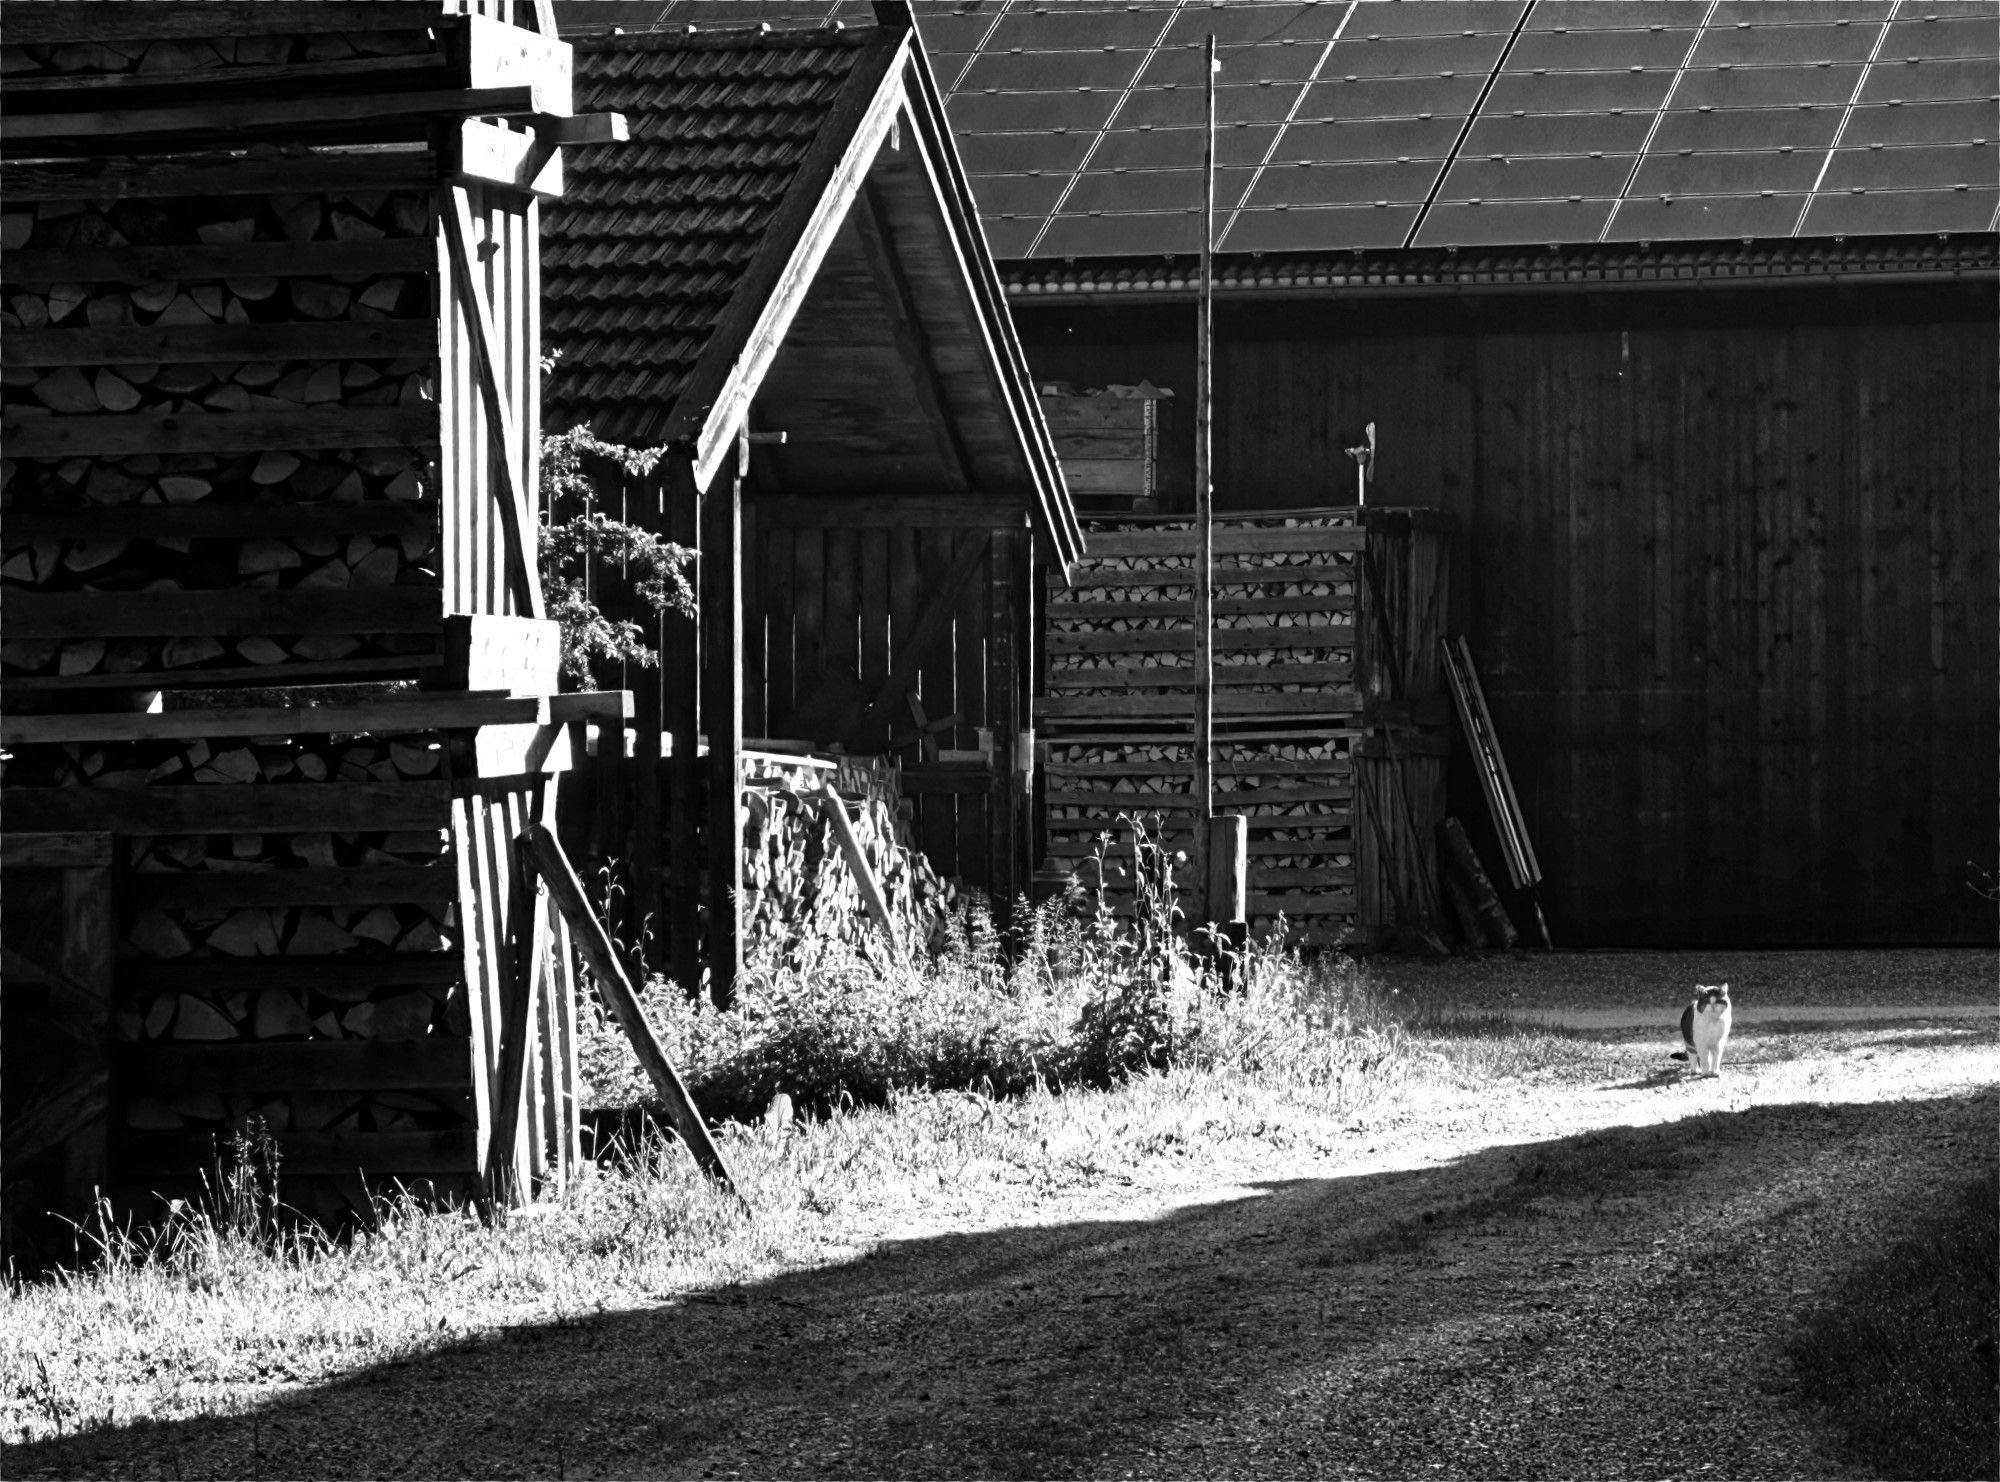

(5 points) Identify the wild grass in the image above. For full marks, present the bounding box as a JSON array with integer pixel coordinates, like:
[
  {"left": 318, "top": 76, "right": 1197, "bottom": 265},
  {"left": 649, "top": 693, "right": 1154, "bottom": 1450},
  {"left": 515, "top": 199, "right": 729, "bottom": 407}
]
[
  {"left": 1790, "top": 1167, "right": 2000, "bottom": 1481},
  {"left": 1, "top": 818, "right": 1565, "bottom": 1451}
]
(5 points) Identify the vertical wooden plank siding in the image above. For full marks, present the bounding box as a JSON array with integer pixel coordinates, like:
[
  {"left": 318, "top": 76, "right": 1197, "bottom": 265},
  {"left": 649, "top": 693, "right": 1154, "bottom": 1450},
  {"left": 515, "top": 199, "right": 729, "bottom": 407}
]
[{"left": 1020, "top": 290, "right": 1997, "bottom": 943}]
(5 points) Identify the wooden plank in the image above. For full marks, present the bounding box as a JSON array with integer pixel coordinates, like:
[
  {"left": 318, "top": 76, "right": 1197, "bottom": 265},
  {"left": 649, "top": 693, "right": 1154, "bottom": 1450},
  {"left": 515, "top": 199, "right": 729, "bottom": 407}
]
[
  {"left": 1083, "top": 527, "right": 1364, "bottom": 557},
  {"left": 1, "top": 503, "right": 436, "bottom": 541},
  {"left": 3, "top": 87, "right": 547, "bottom": 146},
  {"left": 118, "top": 1129, "right": 477, "bottom": 1178},
  {"left": 486, "top": 839, "right": 546, "bottom": 1202},
  {"left": 2, "top": 588, "right": 441, "bottom": 639},
  {"left": 1044, "top": 832, "right": 1353, "bottom": 857},
  {"left": 1047, "top": 624, "right": 1354, "bottom": 655},
  {"left": 4, "top": 696, "right": 542, "bottom": 746},
  {"left": 0, "top": 50, "right": 449, "bottom": 99},
  {"left": 443, "top": 186, "right": 542, "bottom": 620},
  {"left": 0, "top": 832, "right": 113, "bottom": 870},
  {"left": 1048, "top": 758, "right": 1353, "bottom": 779},
  {"left": 122, "top": 954, "right": 461, "bottom": 995},
  {"left": 851, "top": 530, "right": 993, "bottom": 750},
  {"left": 1, "top": 150, "right": 438, "bottom": 203},
  {"left": 4, "top": 654, "right": 442, "bottom": 695},
  {"left": 2, "top": 322, "right": 434, "bottom": 370},
  {"left": 127, "top": 866, "right": 456, "bottom": 912},
  {"left": 1250, "top": 867, "right": 1358, "bottom": 888},
  {"left": 987, "top": 526, "right": 1020, "bottom": 914},
  {"left": 1046, "top": 780, "right": 1353, "bottom": 808},
  {"left": 521, "top": 823, "right": 741, "bottom": 1196},
  {"left": 818, "top": 783, "right": 899, "bottom": 950},
  {"left": 0, "top": 3, "right": 451, "bottom": 42},
  {"left": 0, "top": 781, "right": 450, "bottom": 835},
  {"left": 899, "top": 765, "right": 995, "bottom": 795},
  {"left": 1, "top": 407, "right": 436, "bottom": 459},
  {"left": 754, "top": 496, "right": 1027, "bottom": 529},
  {"left": 114, "top": 1040, "right": 472, "bottom": 1096},
  {"left": 2, "top": 239, "right": 433, "bottom": 287}
]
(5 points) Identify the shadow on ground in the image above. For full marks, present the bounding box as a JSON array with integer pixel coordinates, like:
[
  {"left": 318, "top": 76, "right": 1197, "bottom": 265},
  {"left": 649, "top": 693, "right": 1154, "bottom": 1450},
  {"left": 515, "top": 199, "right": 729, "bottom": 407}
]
[{"left": 8, "top": 1093, "right": 1993, "bottom": 1481}]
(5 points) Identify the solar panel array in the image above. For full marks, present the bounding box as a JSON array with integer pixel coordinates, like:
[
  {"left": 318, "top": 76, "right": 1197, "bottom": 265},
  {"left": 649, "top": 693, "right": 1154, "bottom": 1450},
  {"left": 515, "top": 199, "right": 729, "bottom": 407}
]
[{"left": 556, "top": 0, "right": 2000, "bottom": 258}]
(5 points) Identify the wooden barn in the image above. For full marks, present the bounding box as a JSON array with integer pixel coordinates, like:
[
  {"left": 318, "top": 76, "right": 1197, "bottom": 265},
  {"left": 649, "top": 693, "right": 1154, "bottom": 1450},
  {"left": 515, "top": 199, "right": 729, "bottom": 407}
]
[
  {"left": 540, "top": 11, "right": 1081, "bottom": 997},
  {"left": 554, "top": 1, "right": 1996, "bottom": 949},
  {"left": 933, "top": 0, "right": 1997, "bottom": 948},
  {"left": 0, "top": 0, "right": 633, "bottom": 1245}
]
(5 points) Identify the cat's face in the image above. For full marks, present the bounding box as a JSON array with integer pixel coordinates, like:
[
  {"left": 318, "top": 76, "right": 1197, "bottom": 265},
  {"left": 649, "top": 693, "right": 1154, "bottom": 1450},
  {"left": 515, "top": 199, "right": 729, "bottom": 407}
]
[{"left": 1692, "top": 983, "right": 1731, "bottom": 1014}]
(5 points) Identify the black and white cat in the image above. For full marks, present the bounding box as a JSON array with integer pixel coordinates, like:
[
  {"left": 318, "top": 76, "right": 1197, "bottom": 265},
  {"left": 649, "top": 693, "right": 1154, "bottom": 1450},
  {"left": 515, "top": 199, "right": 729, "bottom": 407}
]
[{"left": 1668, "top": 983, "right": 1733, "bottom": 1076}]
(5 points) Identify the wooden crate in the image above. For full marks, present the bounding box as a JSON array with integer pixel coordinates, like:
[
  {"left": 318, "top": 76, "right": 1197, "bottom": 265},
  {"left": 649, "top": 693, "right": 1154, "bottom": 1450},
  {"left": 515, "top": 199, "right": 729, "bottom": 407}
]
[
  {"left": 1038, "top": 389, "right": 1157, "bottom": 510},
  {"left": 0, "top": 0, "right": 603, "bottom": 1225}
]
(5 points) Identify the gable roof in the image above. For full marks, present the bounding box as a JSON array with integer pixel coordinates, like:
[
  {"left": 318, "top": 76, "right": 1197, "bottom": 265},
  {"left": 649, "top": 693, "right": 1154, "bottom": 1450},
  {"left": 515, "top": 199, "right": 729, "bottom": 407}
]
[
  {"left": 542, "top": 16, "right": 1081, "bottom": 564},
  {"left": 543, "top": 27, "right": 895, "bottom": 453},
  {"left": 556, "top": 1, "right": 2000, "bottom": 260}
]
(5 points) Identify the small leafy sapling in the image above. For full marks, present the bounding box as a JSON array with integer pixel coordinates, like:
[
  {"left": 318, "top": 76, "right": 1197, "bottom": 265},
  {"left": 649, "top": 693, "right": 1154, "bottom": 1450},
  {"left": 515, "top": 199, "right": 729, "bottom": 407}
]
[{"left": 538, "top": 424, "right": 696, "bottom": 686}]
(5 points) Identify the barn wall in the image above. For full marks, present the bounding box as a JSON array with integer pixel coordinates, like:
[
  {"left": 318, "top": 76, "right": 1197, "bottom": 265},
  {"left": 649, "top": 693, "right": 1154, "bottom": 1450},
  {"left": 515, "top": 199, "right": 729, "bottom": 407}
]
[{"left": 1014, "top": 283, "right": 1999, "bottom": 945}]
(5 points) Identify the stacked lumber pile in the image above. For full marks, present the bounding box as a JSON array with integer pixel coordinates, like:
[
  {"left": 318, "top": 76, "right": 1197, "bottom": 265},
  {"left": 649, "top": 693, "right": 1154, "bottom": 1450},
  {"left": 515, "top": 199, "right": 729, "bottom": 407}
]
[
  {"left": 0, "top": 1, "right": 593, "bottom": 1219},
  {"left": 1039, "top": 512, "right": 1361, "bottom": 945},
  {"left": 742, "top": 751, "right": 952, "bottom": 960}
]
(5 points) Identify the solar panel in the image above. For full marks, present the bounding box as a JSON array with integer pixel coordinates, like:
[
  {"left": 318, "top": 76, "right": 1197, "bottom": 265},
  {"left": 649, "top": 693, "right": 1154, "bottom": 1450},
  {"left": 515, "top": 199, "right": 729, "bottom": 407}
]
[{"left": 556, "top": 0, "right": 2000, "bottom": 256}]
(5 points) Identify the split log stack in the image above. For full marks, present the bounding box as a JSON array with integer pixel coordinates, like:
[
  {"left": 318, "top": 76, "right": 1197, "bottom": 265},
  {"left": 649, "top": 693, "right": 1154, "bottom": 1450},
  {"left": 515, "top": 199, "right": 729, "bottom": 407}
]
[
  {"left": 0, "top": 1, "right": 625, "bottom": 1229},
  {"left": 1037, "top": 507, "right": 1457, "bottom": 949},
  {"left": 741, "top": 750, "right": 952, "bottom": 963}
]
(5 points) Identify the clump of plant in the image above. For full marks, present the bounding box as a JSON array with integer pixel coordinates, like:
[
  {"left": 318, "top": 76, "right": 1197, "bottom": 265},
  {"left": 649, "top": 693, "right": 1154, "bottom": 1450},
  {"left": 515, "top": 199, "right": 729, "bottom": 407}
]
[
  {"left": 579, "top": 812, "right": 1396, "bottom": 1122},
  {"left": 538, "top": 425, "right": 696, "bottom": 686}
]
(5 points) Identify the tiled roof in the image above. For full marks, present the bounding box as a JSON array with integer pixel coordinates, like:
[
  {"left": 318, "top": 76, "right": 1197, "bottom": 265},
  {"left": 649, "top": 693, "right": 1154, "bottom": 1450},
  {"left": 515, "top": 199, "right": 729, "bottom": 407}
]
[
  {"left": 1000, "top": 232, "right": 2000, "bottom": 300},
  {"left": 543, "top": 28, "right": 881, "bottom": 445}
]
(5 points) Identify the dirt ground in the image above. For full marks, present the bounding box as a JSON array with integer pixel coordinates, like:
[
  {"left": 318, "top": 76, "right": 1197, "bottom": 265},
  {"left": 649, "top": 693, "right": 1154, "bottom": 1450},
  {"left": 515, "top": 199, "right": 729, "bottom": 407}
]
[{"left": 14, "top": 954, "right": 1998, "bottom": 1480}]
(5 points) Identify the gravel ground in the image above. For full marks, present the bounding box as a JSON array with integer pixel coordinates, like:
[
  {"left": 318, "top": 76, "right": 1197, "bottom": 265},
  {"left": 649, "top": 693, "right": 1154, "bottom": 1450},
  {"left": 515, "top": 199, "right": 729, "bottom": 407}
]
[
  {"left": 1371, "top": 946, "right": 1997, "bottom": 1012},
  {"left": 16, "top": 1009, "right": 1996, "bottom": 1481}
]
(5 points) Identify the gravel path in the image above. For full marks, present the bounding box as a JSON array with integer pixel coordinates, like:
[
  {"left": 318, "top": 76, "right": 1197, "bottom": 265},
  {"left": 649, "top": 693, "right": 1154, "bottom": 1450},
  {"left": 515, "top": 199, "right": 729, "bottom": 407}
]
[{"left": 24, "top": 1008, "right": 1996, "bottom": 1481}]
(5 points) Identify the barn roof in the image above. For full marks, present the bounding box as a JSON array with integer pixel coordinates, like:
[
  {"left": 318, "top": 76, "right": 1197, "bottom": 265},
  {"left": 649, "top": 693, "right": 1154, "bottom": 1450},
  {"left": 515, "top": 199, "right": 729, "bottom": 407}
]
[
  {"left": 558, "top": 1, "right": 1999, "bottom": 262},
  {"left": 543, "top": 18, "right": 1081, "bottom": 561}
]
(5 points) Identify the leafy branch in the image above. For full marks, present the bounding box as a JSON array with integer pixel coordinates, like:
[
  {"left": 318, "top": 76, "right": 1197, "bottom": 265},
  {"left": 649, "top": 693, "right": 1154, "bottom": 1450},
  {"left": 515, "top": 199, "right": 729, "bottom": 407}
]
[{"left": 539, "top": 425, "right": 696, "bottom": 687}]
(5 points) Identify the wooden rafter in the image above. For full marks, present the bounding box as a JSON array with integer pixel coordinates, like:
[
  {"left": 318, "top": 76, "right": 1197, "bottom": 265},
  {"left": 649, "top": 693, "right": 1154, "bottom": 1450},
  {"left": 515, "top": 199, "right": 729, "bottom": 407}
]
[{"left": 853, "top": 176, "right": 971, "bottom": 493}]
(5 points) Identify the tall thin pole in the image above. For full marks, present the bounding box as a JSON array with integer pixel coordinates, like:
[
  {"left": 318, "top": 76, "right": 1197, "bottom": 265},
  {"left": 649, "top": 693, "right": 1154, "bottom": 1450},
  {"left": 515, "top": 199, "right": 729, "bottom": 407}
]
[{"left": 1191, "top": 32, "right": 1216, "bottom": 924}]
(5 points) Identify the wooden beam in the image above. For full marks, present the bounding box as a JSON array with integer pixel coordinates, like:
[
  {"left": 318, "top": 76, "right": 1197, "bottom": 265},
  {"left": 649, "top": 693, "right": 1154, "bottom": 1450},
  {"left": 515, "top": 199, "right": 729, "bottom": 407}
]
[
  {"left": 487, "top": 841, "right": 548, "bottom": 1203},
  {"left": 850, "top": 529, "right": 990, "bottom": 749},
  {"left": 2, "top": 588, "right": 441, "bottom": 639},
  {"left": 0, "top": 3, "right": 454, "bottom": 42},
  {"left": 2, "top": 322, "right": 434, "bottom": 369},
  {"left": 852, "top": 181, "right": 972, "bottom": 493},
  {"left": 0, "top": 407, "right": 436, "bottom": 459},
  {"left": 0, "top": 832, "right": 113, "bottom": 870},
  {"left": 702, "top": 436, "right": 746, "bottom": 1007},
  {"left": 520, "top": 823, "right": 741, "bottom": 1197},
  {"left": 1, "top": 239, "right": 432, "bottom": 286},
  {"left": 1, "top": 150, "right": 438, "bottom": 203},
  {"left": 2, "top": 86, "right": 550, "bottom": 147},
  {"left": 4, "top": 654, "right": 442, "bottom": 696},
  {"left": 122, "top": 954, "right": 461, "bottom": 995},
  {"left": 1, "top": 504, "right": 435, "bottom": 541},
  {"left": 453, "top": 117, "right": 561, "bottom": 199},
  {"left": 114, "top": 1041, "right": 472, "bottom": 1095},
  {"left": 1, "top": 782, "right": 450, "bottom": 836},
  {"left": 817, "top": 782, "right": 900, "bottom": 952},
  {"left": 443, "top": 186, "right": 544, "bottom": 620},
  {"left": 3, "top": 695, "right": 544, "bottom": 746},
  {"left": 661, "top": 459, "right": 699, "bottom": 991},
  {"left": 753, "top": 495, "right": 1025, "bottom": 529},
  {"left": 127, "top": 865, "right": 456, "bottom": 912}
]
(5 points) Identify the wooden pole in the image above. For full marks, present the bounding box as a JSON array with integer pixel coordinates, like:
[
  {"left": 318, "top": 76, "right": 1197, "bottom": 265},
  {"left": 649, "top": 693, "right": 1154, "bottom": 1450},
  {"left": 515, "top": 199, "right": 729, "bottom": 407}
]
[
  {"left": 1191, "top": 31, "right": 1217, "bottom": 926},
  {"left": 662, "top": 456, "right": 700, "bottom": 989},
  {"left": 817, "top": 782, "right": 900, "bottom": 954},
  {"left": 520, "top": 823, "right": 742, "bottom": 1199},
  {"left": 702, "top": 431, "right": 747, "bottom": 1008}
]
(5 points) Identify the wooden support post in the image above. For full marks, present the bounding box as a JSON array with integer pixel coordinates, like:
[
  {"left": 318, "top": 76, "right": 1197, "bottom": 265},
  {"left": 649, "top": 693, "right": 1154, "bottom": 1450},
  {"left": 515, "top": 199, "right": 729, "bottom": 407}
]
[
  {"left": 663, "top": 456, "right": 700, "bottom": 992},
  {"left": 702, "top": 434, "right": 747, "bottom": 1008},
  {"left": 1207, "top": 813, "right": 1247, "bottom": 925},
  {"left": 521, "top": 824, "right": 742, "bottom": 1199},
  {"left": 486, "top": 844, "right": 547, "bottom": 1203},
  {"left": 818, "top": 782, "right": 900, "bottom": 954},
  {"left": 987, "top": 524, "right": 1019, "bottom": 923},
  {"left": 1189, "top": 32, "right": 1218, "bottom": 924}
]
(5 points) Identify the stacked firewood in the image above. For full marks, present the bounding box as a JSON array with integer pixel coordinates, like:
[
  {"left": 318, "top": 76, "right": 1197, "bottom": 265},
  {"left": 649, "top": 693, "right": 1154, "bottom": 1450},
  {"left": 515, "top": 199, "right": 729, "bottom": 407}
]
[
  {"left": 0, "top": 27, "right": 438, "bottom": 81},
  {"left": 741, "top": 753, "right": 952, "bottom": 958},
  {"left": 0, "top": 727, "right": 446, "bottom": 791}
]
